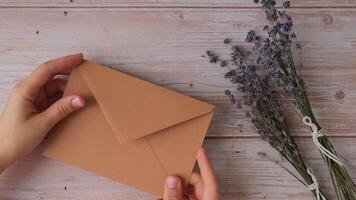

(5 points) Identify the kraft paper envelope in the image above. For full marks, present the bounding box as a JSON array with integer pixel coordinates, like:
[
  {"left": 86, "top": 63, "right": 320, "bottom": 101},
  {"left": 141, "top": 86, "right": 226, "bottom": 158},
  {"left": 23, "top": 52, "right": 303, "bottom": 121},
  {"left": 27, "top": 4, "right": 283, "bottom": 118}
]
[{"left": 42, "top": 61, "right": 215, "bottom": 196}]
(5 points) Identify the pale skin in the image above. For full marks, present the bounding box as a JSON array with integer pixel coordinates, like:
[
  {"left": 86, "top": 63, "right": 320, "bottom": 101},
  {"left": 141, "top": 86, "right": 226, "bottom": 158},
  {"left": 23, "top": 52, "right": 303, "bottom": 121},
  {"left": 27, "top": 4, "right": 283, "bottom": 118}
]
[{"left": 0, "top": 54, "right": 220, "bottom": 200}]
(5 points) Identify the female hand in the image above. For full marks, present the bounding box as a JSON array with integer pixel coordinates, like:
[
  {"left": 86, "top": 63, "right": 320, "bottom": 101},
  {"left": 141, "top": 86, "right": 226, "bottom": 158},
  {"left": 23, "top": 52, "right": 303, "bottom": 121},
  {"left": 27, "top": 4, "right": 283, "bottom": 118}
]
[
  {"left": 0, "top": 54, "right": 85, "bottom": 172},
  {"left": 162, "top": 148, "right": 220, "bottom": 200}
]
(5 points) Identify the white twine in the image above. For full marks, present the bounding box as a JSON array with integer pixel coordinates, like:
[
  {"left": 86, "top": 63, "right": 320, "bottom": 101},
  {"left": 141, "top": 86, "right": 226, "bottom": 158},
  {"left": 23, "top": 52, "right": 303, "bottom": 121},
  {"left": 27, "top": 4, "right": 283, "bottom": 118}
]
[
  {"left": 307, "top": 168, "right": 326, "bottom": 200},
  {"left": 302, "top": 116, "right": 344, "bottom": 166}
]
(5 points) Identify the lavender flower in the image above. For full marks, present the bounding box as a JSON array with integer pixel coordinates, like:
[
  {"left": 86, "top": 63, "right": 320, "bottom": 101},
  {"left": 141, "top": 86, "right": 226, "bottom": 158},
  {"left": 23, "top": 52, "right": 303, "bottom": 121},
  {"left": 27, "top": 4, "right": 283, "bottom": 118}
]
[
  {"left": 253, "top": 1, "right": 356, "bottom": 199},
  {"left": 206, "top": 50, "right": 219, "bottom": 63},
  {"left": 204, "top": 0, "right": 356, "bottom": 199},
  {"left": 224, "top": 38, "right": 231, "bottom": 44},
  {"left": 207, "top": 44, "right": 325, "bottom": 200},
  {"left": 283, "top": 1, "right": 291, "bottom": 8}
]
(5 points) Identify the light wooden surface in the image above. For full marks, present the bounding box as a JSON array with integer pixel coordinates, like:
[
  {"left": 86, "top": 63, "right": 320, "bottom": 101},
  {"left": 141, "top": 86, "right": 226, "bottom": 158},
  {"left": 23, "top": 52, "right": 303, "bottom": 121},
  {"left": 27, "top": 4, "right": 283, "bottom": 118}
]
[
  {"left": 0, "top": 0, "right": 355, "bottom": 8},
  {"left": 0, "top": 1, "right": 355, "bottom": 199}
]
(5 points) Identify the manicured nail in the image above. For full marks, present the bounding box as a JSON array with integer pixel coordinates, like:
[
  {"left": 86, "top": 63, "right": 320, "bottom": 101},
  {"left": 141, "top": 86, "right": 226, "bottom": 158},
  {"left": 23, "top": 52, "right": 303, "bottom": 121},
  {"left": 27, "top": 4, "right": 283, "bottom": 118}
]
[
  {"left": 166, "top": 176, "right": 178, "bottom": 189},
  {"left": 74, "top": 53, "right": 83, "bottom": 57},
  {"left": 71, "top": 97, "right": 85, "bottom": 108}
]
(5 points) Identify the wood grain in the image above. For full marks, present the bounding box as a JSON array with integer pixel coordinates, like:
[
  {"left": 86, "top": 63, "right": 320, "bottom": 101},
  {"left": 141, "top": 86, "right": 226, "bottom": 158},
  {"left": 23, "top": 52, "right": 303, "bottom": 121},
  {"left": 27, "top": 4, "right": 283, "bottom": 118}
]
[
  {"left": 1, "top": 138, "right": 355, "bottom": 200},
  {"left": 0, "top": 0, "right": 355, "bottom": 8},
  {"left": 0, "top": 9, "right": 356, "bottom": 137},
  {"left": 1, "top": 3, "right": 356, "bottom": 200}
]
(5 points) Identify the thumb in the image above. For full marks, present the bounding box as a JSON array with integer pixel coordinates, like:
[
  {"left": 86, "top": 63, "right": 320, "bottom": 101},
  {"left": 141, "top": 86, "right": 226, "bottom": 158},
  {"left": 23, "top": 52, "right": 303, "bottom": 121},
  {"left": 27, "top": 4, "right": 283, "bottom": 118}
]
[
  {"left": 163, "top": 176, "right": 184, "bottom": 200},
  {"left": 36, "top": 95, "right": 85, "bottom": 132}
]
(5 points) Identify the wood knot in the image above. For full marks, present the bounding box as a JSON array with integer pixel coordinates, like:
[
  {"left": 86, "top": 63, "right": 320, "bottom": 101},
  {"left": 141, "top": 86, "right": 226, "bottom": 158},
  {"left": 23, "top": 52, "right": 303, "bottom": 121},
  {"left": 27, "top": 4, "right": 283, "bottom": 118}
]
[
  {"left": 177, "top": 11, "right": 184, "bottom": 19},
  {"left": 189, "top": 83, "right": 194, "bottom": 87},
  {"left": 322, "top": 13, "right": 333, "bottom": 25},
  {"left": 335, "top": 90, "right": 345, "bottom": 100}
]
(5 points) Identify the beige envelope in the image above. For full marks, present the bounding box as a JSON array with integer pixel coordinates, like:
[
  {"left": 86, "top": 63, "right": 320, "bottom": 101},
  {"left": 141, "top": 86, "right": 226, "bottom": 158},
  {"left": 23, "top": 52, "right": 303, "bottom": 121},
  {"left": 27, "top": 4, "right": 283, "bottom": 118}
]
[{"left": 42, "top": 61, "right": 214, "bottom": 196}]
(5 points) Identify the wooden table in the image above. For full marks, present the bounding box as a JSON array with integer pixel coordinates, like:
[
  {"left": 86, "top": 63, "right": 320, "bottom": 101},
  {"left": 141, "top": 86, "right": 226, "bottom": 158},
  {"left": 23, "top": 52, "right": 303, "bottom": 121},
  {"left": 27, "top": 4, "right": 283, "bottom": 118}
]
[{"left": 1, "top": 1, "right": 356, "bottom": 199}]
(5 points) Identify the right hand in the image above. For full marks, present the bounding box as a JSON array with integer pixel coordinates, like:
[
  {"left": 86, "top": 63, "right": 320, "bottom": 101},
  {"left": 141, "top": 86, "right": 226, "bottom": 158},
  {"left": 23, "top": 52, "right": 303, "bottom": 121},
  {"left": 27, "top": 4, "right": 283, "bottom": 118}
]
[{"left": 162, "top": 148, "right": 220, "bottom": 200}]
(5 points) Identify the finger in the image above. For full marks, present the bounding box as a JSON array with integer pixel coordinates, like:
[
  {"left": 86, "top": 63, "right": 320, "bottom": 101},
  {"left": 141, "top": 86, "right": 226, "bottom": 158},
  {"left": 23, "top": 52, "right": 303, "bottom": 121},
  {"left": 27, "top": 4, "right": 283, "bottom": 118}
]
[
  {"left": 188, "top": 172, "right": 204, "bottom": 199},
  {"left": 34, "top": 95, "right": 85, "bottom": 132},
  {"left": 33, "top": 79, "right": 67, "bottom": 112},
  {"left": 163, "top": 176, "right": 184, "bottom": 200},
  {"left": 25, "top": 53, "right": 83, "bottom": 91},
  {"left": 196, "top": 148, "right": 218, "bottom": 187},
  {"left": 189, "top": 172, "right": 203, "bottom": 188},
  {"left": 44, "top": 78, "right": 67, "bottom": 97}
]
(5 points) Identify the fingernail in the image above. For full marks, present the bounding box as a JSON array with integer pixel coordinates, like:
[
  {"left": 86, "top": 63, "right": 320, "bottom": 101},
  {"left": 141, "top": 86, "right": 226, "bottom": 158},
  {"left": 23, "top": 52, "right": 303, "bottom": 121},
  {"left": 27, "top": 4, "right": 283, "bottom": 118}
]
[
  {"left": 71, "top": 97, "right": 85, "bottom": 108},
  {"left": 166, "top": 176, "right": 178, "bottom": 189},
  {"left": 74, "top": 53, "right": 83, "bottom": 57}
]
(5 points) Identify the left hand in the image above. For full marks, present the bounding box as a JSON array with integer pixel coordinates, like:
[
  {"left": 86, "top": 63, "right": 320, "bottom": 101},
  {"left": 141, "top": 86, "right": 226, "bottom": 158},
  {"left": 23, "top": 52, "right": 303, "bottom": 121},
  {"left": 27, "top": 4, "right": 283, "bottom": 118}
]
[{"left": 0, "top": 54, "right": 85, "bottom": 172}]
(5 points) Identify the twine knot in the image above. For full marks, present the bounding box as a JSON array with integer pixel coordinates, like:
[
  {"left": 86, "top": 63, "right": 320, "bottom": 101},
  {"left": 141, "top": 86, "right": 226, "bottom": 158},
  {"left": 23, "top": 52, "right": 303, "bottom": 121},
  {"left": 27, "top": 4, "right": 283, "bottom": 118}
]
[
  {"left": 307, "top": 168, "right": 326, "bottom": 200},
  {"left": 302, "top": 116, "right": 344, "bottom": 166}
]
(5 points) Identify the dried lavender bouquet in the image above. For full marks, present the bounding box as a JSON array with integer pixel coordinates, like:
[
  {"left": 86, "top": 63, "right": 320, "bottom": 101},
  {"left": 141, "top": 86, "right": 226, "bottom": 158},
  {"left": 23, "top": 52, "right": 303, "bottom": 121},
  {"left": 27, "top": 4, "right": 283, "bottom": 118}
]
[
  {"left": 207, "top": 48, "right": 326, "bottom": 199},
  {"left": 247, "top": 0, "right": 356, "bottom": 199}
]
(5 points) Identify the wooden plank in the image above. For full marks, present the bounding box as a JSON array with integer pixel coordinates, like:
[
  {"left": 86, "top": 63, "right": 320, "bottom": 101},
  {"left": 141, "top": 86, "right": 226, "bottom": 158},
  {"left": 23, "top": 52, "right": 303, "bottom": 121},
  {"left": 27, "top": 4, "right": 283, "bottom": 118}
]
[
  {"left": 1, "top": 8, "right": 356, "bottom": 137},
  {"left": 0, "top": 0, "right": 355, "bottom": 8},
  {"left": 1, "top": 138, "right": 355, "bottom": 200}
]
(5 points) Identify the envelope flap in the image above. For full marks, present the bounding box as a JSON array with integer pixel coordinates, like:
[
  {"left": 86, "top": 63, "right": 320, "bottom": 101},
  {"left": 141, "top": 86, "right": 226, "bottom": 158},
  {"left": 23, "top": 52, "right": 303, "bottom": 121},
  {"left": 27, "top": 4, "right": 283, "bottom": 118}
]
[{"left": 78, "top": 61, "right": 214, "bottom": 144}]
